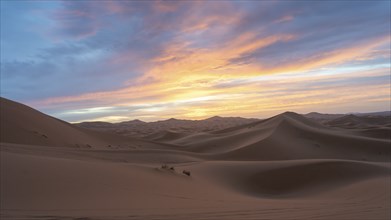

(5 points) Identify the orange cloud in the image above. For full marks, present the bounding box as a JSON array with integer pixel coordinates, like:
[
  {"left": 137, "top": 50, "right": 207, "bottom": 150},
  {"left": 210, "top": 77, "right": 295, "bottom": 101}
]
[{"left": 31, "top": 30, "right": 390, "bottom": 121}]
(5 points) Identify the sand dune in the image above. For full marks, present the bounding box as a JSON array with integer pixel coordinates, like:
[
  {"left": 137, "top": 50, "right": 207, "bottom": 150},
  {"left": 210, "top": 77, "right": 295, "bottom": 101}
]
[
  {"left": 325, "top": 114, "right": 391, "bottom": 128},
  {"left": 320, "top": 114, "right": 391, "bottom": 140},
  {"left": 76, "top": 115, "right": 259, "bottom": 138},
  {"left": 1, "top": 97, "right": 390, "bottom": 220},
  {"left": 168, "top": 112, "right": 390, "bottom": 162},
  {"left": 145, "top": 129, "right": 190, "bottom": 142},
  {"left": 0, "top": 97, "right": 173, "bottom": 150},
  {"left": 304, "top": 112, "right": 345, "bottom": 122},
  {"left": 189, "top": 160, "right": 389, "bottom": 198}
]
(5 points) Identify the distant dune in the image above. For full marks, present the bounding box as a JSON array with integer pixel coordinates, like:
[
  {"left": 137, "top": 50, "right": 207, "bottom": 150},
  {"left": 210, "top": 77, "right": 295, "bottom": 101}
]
[
  {"left": 325, "top": 114, "right": 391, "bottom": 128},
  {"left": 1, "top": 97, "right": 390, "bottom": 220},
  {"left": 75, "top": 115, "right": 259, "bottom": 138},
  {"left": 304, "top": 112, "right": 345, "bottom": 122}
]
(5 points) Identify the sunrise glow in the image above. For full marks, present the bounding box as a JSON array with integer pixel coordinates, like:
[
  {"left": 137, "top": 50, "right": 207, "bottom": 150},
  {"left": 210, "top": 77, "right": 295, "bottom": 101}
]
[{"left": 1, "top": 1, "right": 390, "bottom": 122}]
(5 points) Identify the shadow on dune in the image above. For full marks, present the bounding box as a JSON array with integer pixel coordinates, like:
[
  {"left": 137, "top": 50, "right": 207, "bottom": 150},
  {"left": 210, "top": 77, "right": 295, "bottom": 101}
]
[{"left": 197, "top": 160, "right": 390, "bottom": 198}]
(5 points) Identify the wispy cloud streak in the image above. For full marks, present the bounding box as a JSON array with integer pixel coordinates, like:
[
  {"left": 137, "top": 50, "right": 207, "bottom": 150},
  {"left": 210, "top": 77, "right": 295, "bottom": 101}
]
[{"left": 0, "top": 1, "right": 390, "bottom": 121}]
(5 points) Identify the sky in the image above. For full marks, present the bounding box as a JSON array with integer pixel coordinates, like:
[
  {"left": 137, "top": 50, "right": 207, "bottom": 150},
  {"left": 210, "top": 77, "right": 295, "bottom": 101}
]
[{"left": 0, "top": 0, "right": 390, "bottom": 122}]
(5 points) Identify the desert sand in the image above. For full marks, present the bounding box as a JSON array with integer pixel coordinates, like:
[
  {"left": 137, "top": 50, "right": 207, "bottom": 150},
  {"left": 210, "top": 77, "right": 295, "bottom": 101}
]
[{"left": 1, "top": 97, "right": 390, "bottom": 220}]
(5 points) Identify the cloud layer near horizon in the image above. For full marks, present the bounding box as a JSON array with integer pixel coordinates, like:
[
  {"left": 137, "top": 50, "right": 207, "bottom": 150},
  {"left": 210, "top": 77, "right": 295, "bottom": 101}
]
[{"left": 1, "top": 1, "right": 390, "bottom": 122}]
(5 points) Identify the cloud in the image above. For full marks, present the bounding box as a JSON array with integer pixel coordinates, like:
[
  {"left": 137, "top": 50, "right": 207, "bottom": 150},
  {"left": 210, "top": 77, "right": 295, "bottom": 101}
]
[
  {"left": 33, "top": 64, "right": 390, "bottom": 122},
  {"left": 1, "top": 1, "right": 390, "bottom": 121},
  {"left": 225, "top": 1, "right": 390, "bottom": 71}
]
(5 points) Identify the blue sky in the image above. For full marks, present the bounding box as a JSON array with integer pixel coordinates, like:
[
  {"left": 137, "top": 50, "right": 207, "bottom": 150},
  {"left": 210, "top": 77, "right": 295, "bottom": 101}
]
[{"left": 1, "top": 1, "right": 390, "bottom": 122}]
